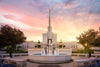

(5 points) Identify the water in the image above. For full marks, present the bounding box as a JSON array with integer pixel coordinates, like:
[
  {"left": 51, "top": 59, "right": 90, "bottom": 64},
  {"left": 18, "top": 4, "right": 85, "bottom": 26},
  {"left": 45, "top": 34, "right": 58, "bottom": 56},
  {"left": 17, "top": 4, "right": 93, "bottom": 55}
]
[
  {"left": 41, "top": 46, "right": 59, "bottom": 56},
  {"left": 34, "top": 53, "right": 66, "bottom": 56}
]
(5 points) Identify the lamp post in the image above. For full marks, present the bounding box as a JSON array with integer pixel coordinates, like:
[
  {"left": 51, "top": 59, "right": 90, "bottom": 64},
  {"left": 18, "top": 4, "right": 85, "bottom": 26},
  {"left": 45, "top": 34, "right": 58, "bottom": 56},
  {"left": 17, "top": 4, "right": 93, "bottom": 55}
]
[{"left": 85, "top": 43, "right": 91, "bottom": 58}]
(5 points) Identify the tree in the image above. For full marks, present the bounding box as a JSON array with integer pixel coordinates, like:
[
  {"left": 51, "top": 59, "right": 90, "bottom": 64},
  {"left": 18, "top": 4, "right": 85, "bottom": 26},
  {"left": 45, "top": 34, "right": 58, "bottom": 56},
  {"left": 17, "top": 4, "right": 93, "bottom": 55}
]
[
  {"left": 0, "top": 25, "right": 26, "bottom": 50},
  {"left": 76, "top": 29, "right": 98, "bottom": 49},
  {"left": 0, "top": 34, "right": 7, "bottom": 49},
  {"left": 93, "top": 36, "right": 100, "bottom": 46}
]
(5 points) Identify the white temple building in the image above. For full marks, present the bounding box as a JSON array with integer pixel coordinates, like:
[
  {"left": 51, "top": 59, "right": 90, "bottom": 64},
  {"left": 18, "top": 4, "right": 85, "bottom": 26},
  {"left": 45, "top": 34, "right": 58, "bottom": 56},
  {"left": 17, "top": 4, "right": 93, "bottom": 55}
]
[
  {"left": 42, "top": 9, "right": 57, "bottom": 44},
  {"left": 16, "top": 9, "right": 84, "bottom": 51}
]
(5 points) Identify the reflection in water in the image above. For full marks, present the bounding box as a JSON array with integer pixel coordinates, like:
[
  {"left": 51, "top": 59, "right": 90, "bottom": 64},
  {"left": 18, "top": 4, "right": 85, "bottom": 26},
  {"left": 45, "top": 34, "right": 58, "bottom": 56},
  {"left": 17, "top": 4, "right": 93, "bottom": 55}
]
[{"left": 38, "top": 64, "right": 62, "bottom": 67}]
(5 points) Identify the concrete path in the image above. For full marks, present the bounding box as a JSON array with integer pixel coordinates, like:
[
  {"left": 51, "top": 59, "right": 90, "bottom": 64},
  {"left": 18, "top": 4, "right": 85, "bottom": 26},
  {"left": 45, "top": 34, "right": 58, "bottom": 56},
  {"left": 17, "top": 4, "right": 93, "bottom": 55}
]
[{"left": 26, "top": 62, "right": 73, "bottom": 67}]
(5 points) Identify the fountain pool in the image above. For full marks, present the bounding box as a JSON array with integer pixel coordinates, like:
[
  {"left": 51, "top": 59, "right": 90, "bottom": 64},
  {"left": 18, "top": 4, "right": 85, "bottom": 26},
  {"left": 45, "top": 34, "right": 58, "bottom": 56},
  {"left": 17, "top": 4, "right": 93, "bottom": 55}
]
[
  {"left": 28, "top": 44, "right": 72, "bottom": 63},
  {"left": 27, "top": 54, "right": 71, "bottom": 63},
  {"left": 34, "top": 53, "right": 66, "bottom": 56}
]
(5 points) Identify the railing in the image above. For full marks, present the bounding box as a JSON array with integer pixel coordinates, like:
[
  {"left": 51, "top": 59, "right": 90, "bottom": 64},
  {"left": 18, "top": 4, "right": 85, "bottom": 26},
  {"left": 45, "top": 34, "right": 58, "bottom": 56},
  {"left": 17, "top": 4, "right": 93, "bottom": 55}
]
[{"left": 0, "top": 53, "right": 28, "bottom": 59}]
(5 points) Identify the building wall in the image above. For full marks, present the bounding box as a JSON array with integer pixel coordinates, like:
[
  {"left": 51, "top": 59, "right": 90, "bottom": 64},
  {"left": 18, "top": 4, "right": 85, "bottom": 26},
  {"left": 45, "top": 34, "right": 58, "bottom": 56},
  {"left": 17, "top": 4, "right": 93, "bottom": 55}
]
[
  {"left": 52, "top": 33, "right": 57, "bottom": 44},
  {"left": 43, "top": 33, "right": 47, "bottom": 44},
  {"left": 17, "top": 41, "right": 84, "bottom": 51},
  {"left": 16, "top": 41, "right": 35, "bottom": 51},
  {"left": 58, "top": 42, "right": 84, "bottom": 51},
  {"left": 43, "top": 33, "right": 57, "bottom": 44}
]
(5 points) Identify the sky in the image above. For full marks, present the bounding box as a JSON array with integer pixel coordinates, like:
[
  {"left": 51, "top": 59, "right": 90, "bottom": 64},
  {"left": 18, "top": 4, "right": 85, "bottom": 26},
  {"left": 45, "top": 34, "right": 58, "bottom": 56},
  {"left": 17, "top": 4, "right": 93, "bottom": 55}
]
[{"left": 0, "top": 0, "right": 100, "bottom": 42}]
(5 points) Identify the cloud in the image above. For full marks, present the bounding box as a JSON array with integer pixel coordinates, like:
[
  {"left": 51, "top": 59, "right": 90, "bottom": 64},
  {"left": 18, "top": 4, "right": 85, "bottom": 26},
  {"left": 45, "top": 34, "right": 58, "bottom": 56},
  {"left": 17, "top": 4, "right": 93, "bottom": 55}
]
[
  {"left": 0, "top": 22, "right": 5, "bottom": 26},
  {"left": 82, "top": 0, "right": 100, "bottom": 15},
  {"left": 89, "top": 5, "right": 100, "bottom": 15},
  {"left": 64, "top": 3, "right": 79, "bottom": 9},
  {"left": 62, "top": 0, "right": 79, "bottom": 9},
  {"left": 62, "top": 0, "right": 77, "bottom": 5},
  {"left": 0, "top": 16, "right": 33, "bottom": 29},
  {"left": 0, "top": 6, "right": 48, "bottom": 29},
  {"left": 3, "top": 14, "right": 18, "bottom": 21}
]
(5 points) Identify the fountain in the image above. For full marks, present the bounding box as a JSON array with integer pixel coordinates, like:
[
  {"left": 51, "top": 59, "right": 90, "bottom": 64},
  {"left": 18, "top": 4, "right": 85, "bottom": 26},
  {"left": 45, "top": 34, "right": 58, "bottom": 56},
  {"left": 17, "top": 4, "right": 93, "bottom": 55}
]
[{"left": 28, "top": 42, "right": 72, "bottom": 63}]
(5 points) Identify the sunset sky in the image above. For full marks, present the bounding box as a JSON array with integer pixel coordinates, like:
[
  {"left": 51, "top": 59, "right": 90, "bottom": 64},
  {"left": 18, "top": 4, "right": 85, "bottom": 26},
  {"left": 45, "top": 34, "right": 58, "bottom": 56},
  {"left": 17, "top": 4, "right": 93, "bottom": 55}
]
[{"left": 0, "top": 0, "right": 100, "bottom": 42}]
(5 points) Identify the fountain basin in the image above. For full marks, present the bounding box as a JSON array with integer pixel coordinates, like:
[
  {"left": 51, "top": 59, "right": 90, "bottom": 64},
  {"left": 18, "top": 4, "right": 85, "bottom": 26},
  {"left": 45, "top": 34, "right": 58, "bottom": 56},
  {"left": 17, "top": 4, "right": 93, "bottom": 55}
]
[{"left": 27, "top": 54, "right": 71, "bottom": 63}]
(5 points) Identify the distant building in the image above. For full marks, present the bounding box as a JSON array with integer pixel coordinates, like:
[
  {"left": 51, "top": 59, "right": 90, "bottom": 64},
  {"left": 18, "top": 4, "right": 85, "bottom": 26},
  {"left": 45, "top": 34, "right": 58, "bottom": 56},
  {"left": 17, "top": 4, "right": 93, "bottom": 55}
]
[
  {"left": 17, "top": 41, "right": 84, "bottom": 51},
  {"left": 57, "top": 41, "right": 84, "bottom": 51},
  {"left": 16, "top": 41, "right": 35, "bottom": 51},
  {"left": 91, "top": 47, "right": 100, "bottom": 50}
]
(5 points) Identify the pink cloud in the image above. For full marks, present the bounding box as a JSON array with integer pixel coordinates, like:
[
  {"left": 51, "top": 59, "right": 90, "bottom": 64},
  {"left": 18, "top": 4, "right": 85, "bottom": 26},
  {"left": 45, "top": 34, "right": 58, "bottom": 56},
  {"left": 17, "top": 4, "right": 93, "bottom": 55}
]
[
  {"left": 64, "top": 3, "right": 79, "bottom": 9},
  {"left": 0, "top": 6, "right": 48, "bottom": 29},
  {"left": 3, "top": 14, "right": 18, "bottom": 21}
]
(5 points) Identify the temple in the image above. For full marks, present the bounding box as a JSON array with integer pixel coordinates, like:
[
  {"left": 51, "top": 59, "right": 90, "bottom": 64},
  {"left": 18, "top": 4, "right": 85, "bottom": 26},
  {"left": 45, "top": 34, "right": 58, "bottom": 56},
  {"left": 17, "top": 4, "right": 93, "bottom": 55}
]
[{"left": 42, "top": 9, "right": 57, "bottom": 44}]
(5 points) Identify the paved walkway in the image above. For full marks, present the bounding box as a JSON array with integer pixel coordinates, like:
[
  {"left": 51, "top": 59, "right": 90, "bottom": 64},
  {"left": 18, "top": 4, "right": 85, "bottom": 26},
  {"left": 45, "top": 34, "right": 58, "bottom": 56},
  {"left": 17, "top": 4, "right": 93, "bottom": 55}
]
[
  {"left": 4, "top": 56, "right": 89, "bottom": 67},
  {"left": 26, "top": 62, "right": 73, "bottom": 67}
]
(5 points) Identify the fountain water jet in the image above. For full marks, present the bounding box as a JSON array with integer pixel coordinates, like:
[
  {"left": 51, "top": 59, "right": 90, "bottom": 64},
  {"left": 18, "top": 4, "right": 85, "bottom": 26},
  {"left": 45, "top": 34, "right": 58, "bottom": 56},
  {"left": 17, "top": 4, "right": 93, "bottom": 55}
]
[{"left": 41, "top": 43, "right": 60, "bottom": 56}]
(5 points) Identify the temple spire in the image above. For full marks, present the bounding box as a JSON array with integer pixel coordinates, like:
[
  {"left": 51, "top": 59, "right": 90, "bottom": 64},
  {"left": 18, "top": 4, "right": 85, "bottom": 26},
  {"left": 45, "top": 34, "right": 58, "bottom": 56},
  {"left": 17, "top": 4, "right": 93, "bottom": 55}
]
[
  {"left": 48, "top": 8, "right": 52, "bottom": 32},
  {"left": 49, "top": 8, "right": 51, "bottom": 27}
]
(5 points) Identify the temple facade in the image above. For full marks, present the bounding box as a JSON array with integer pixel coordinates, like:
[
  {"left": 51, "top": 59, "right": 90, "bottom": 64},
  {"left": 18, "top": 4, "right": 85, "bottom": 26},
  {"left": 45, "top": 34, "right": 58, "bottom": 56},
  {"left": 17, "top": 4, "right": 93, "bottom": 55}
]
[{"left": 42, "top": 9, "right": 57, "bottom": 44}]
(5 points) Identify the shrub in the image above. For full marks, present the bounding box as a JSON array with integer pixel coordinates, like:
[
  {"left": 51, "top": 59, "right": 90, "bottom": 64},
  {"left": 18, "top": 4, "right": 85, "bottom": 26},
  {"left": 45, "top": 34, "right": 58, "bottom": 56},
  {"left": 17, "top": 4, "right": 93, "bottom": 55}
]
[
  {"left": 72, "top": 49, "right": 94, "bottom": 54},
  {"left": 59, "top": 45, "right": 62, "bottom": 48},
  {"left": 59, "top": 45, "right": 65, "bottom": 48},
  {"left": 7, "top": 50, "right": 28, "bottom": 53},
  {"left": 37, "top": 45, "right": 41, "bottom": 48},
  {"left": 35, "top": 45, "right": 41, "bottom": 48}
]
